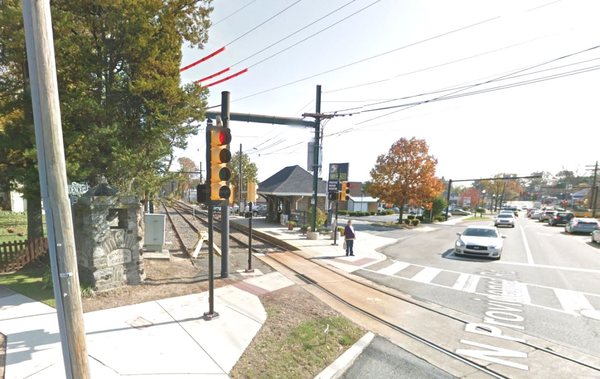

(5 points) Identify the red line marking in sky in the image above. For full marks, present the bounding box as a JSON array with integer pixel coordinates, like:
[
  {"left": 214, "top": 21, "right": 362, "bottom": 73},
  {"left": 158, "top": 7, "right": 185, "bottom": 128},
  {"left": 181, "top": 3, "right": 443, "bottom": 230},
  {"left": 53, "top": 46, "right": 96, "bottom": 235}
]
[
  {"left": 195, "top": 67, "right": 231, "bottom": 84},
  {"left": 202, "top": 68, "right": 249, "bottom": 88},
  {"left": 179, "top": 46, "right": 226, "bottom": 72}
]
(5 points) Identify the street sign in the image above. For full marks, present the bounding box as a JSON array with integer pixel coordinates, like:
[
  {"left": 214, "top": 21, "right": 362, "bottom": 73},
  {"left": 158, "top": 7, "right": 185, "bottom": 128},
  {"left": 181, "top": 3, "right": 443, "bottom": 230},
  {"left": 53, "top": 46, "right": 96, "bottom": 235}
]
[
  {"left": 328, "top": 181, "right": 340, "bottom": 192},
  {"left": 329, "top": 163, "right": 349, "bottom": 182}
]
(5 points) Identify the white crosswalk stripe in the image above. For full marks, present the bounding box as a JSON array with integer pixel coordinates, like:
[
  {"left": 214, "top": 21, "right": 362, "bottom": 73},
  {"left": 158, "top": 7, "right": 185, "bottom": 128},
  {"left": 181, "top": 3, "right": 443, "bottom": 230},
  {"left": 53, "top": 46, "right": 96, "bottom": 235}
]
[
  {"left": 553, "top": 288, "right": 595, "bottom": 314},
  {"left": 365, "top": 260, "right": 599, "bottom": 317},
  {"left": 452, "top": 273, "right": 481, "bottom": 293},
  {"left": 411, "top": 267, "right": 442, "bottom": 283},
  {"left": 376, "top": 261, "right": 410, "bottom": 276}
]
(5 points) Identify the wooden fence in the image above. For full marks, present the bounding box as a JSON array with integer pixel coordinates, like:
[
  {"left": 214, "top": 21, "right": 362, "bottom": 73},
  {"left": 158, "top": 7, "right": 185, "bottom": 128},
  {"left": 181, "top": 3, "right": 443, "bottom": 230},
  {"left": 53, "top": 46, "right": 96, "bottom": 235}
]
[{"left": 0, "top": 237, "right": 48, "bottom": 273}]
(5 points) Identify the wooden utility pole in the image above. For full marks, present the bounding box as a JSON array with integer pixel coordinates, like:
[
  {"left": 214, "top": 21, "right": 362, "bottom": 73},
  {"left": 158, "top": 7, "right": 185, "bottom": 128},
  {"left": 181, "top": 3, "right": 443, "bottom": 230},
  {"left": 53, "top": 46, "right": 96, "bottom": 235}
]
[{"left": 22, "top": 1, "right": 90, "bottom": 378}]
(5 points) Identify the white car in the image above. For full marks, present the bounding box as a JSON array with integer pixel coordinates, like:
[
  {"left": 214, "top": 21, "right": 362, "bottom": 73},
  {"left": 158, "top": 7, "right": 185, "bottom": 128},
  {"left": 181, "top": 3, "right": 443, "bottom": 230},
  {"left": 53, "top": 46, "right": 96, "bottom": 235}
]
[
  {"left": 495, "top": 213, "right": 515, "bottom": 228},
  {"left": 455, "top": 226, "right": 506, "bottom": 259}
]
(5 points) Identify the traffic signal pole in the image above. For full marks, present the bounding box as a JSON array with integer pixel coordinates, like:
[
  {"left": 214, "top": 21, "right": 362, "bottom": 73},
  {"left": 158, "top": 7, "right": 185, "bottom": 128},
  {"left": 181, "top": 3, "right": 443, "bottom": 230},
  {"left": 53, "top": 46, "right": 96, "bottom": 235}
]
[
  {"left": 311, "top": 85, "right": 322, "bottom": 232},
  {"left": 220, "top": 92, "right": 230, "bottom": 278}
]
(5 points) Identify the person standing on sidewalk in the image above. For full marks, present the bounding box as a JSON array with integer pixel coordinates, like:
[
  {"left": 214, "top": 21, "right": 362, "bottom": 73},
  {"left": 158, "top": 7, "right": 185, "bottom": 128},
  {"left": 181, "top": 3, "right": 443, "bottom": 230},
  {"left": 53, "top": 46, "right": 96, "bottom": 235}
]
[{"left": 344, "top": 220, "right": 356, "bottom": 256}]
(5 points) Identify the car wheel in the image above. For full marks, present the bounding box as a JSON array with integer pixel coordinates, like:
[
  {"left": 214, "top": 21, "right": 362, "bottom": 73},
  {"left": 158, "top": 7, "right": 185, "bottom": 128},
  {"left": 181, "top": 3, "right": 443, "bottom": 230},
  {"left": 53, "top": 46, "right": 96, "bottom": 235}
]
[{"left": 511, "top": 225, "right": 515, "bottom": 228}]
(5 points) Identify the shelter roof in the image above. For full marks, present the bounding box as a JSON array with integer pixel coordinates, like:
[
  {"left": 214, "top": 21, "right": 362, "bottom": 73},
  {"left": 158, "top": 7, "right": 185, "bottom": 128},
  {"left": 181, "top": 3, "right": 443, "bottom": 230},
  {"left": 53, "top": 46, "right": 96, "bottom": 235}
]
[{"left": 258, "top": 165, "right": 326, "bottom": 196}]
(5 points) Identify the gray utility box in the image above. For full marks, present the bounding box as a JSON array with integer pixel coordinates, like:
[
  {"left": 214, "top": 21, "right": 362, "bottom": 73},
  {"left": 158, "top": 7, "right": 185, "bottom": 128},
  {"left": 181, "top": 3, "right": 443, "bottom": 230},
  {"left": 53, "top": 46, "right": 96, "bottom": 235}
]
[{"left": 144, "top": 214, "right": 166, "bottom": 251}]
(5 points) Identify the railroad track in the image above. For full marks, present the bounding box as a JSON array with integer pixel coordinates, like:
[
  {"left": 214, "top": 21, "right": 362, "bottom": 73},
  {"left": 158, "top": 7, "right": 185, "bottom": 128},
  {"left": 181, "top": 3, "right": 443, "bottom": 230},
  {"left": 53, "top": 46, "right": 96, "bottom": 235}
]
[{"left": 164, "top": 200, "right": 600, "bottom": 377}]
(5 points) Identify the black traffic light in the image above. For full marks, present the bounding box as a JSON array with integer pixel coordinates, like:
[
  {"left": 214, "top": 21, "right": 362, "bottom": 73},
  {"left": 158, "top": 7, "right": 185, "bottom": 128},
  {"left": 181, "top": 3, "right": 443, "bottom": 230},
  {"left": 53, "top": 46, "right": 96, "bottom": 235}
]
[
  {"left": 328, "top": 192, "right": 339, "bottom": 201},
  {"left": 196, "top": 183, "right": 208, "bottom": 204},
  {"left": 207, "top": 125, "right": 232, "bottom": 204}
]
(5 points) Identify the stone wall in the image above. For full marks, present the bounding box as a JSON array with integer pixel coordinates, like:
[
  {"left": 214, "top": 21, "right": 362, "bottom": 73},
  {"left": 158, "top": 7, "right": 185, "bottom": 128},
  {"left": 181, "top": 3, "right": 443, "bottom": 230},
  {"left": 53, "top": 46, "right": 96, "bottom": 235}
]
[{"left": 73, "top": 193, "right": 145, "bottom": 292}]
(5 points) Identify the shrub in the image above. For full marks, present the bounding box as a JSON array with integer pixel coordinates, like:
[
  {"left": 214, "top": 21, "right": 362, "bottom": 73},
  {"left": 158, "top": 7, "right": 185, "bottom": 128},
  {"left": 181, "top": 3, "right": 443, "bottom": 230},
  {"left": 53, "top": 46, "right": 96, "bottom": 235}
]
[
  {"left": 411, "top": 219, "right": 420, "bottom": 226},
  {"left": 307, "top": 207, "right": 327, "bottom": 228},
  {"left": 434, "top": 216, "right": 444, "bottom": 222},
  {"left": 338, "top": 210, "right": 349, "bottom": 216},
  {"left": 406, "top": 214, "right": 415, "bottom": 220},
  {"left": 404, "top": 219, "right": 411, "bottom": 225}
]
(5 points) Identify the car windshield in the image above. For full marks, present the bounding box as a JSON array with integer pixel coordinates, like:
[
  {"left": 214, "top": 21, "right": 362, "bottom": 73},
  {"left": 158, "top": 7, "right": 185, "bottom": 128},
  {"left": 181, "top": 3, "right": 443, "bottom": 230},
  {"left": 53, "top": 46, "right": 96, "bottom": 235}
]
[{"left": 463, "top": 228, "right": 498, "bottom": 238}]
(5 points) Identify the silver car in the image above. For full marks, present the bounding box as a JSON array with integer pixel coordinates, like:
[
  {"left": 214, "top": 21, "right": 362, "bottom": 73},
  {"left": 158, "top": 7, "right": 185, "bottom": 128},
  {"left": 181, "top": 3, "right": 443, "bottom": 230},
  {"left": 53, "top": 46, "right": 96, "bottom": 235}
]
[
  {"left": 565, "top": 218, "right": 599, "bottom": 234},
  {"left": 455, "top": 226, "right": 505, "bottom": 259},
  {"left": 495, "top": 213, "right": 515, "bottom": 228}
]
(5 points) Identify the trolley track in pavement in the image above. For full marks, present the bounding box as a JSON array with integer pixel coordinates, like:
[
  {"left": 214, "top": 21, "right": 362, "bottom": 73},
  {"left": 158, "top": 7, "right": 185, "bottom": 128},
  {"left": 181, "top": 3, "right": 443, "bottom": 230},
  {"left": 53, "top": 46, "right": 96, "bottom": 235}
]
[{"left": 166, "top": 200, "right": 600, "bottom": 376}]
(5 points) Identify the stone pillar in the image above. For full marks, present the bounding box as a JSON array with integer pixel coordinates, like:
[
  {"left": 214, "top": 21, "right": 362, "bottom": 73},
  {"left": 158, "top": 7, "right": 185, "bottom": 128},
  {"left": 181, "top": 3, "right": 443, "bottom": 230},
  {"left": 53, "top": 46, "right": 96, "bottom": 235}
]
[{"left": 73, "top": 182, "right": 145, "bottom": 292}]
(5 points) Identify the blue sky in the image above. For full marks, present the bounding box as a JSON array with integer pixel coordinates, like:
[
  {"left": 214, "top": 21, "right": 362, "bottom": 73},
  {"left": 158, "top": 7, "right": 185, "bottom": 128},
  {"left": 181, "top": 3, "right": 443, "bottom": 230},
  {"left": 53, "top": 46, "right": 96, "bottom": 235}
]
[{"left": 177, "top": 0, "right": 600, "bottom": 183}]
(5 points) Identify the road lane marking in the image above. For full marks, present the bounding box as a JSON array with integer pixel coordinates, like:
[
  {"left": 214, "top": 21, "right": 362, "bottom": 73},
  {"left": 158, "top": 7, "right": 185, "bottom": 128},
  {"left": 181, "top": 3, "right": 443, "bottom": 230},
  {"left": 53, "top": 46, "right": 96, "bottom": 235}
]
[
  {"left": 519, "top": 224, "right": 534, "bottom": 265},
  {"left": 553, "top": 288, "right": 595, "bottom": 314},
  {"left": 452, "top": 273, "right": 481, "bottom": 293},
  {"left": 492, "top": 260, "right": 600, "bottom": 274},
  {"left": 411, "top": 267, "right": 441, "bottom": 283},
  {"left": 376, "top": 261, "right": 410, "bottom": 276}
]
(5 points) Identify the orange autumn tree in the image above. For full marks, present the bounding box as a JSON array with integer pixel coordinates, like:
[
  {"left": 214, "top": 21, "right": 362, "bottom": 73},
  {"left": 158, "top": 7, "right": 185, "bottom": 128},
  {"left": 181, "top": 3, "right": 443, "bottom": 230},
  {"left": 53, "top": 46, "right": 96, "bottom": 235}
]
[{"left": 369, "top": 137, "right": 443, "bottom": 223}]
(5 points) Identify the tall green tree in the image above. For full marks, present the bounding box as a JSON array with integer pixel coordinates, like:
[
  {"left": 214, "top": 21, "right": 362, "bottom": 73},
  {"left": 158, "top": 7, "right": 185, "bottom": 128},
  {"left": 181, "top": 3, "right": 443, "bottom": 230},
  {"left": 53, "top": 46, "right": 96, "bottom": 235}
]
[
  {"left": 0, "top": 0, "right": 213, "bottom": 237},
  {"left": 369, "top": 137, "right": 443, "bottom": 223}
]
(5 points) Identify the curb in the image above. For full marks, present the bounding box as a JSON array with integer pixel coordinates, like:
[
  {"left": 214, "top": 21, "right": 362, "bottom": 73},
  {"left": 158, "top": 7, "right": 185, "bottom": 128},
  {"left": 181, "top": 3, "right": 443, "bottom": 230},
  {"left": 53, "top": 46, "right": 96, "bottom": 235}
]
[{"left": 314, "top": 332, "right": 375, "bottom": 379}]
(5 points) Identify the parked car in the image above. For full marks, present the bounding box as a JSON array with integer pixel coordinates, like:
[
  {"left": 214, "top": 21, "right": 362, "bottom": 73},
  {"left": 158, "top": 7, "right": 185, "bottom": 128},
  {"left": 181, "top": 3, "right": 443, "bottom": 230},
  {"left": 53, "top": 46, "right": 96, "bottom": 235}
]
[
  {"left": 495, "top": 213, "right": 515, "bottom": 228},
  {"left": 527, "top": 208, "right": 539, "bottom": 218},
  {"left": 547, "top": 212, "right": 573, "bottom": 226},
  {"left": 565, "top": 218, "right": 600, "bottom": 234},
  {"left": 592, "top": 229, "right": 600, "bottom": 244},
  {"left": 539, "top": 210, "right": 557, "bottom": 222},
  {"left": 454, "top": 226, "right": 505, "bottom": 259},
  {"left": 530, "top": 209, "right": 544, "bottom": 220},
  {"left": 451, "top": 208, "right": 472, "bottom": 216},
  {"left": 591, "top": 229, "right": 600, "bottom": 244}
]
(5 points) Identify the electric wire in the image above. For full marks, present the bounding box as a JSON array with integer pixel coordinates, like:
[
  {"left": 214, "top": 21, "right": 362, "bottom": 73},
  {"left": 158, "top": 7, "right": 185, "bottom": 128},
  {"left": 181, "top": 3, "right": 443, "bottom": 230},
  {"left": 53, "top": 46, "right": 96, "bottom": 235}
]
[
  {"left": 205, "top": 0, "right": 564, "bottom": 107},
  {"left": 226, "top": 15, "right": 501, "bottom": 104},
  {"left": 324, "top": 36, "right": 547, "bottom": 94},
  {"left": 353, "top": 44, "right": 600, "bottom": 124},
  {"left": 245, "top": 0, "right": 382, "bottom": 69},
  {"left": 325, "top": 64, "right": 600, "bottom": 135},
  {"left": 225, "top": 0, "right": 304, "bottom": 47},
  {"left": 230, "top": 0, "right": 359, "bottom": 68},
  {"left": 211, "top": 0, "right": 258, "bottom": 28},
  {"left": 324, "top": 55, "right": 600, "bottom": 115}
]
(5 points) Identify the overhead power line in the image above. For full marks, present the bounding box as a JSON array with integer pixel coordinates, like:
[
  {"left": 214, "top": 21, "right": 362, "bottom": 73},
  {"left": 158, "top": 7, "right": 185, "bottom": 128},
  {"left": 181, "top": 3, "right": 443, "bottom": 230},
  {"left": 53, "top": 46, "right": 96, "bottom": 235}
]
[
  {"left": 324, "top": 36, "right": 545, "bottom": 94},
  {"left": 245, "top": 0, "right": 382, "bottom": 69},
  {"left": 228, "top": 15, "right": 501, "bottom": 104},
  {"left": 231, "top": 0, "right": 359, "bottom": 68},
  {"left": 353, "top": 43, "right": 600, "bottom": 125},
  {"left": 325, "top": 55, "right": 600, "bottom": 115},
  {"left": 226, "top": 0, "right": 304, "bottom": 47},
  {"left": 206, "top": 0, "right": 564, "bottom": 107},
  {"left": 212, "top": 0, "right": 258, "bottom": 27}
]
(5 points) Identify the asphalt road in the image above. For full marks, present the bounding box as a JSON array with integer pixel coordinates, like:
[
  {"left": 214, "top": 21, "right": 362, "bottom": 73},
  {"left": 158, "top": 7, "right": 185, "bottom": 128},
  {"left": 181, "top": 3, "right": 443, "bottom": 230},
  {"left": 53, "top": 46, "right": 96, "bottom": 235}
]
[{"left": 349, "top": 213, "right": 600, "bottom": 369}]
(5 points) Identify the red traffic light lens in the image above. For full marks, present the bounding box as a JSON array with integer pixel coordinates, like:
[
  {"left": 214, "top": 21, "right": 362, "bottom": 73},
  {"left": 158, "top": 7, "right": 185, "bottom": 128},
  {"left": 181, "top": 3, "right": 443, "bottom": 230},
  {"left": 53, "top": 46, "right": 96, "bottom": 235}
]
[{"left": 218, "top": 129, "right": 231, "bottom": 145}]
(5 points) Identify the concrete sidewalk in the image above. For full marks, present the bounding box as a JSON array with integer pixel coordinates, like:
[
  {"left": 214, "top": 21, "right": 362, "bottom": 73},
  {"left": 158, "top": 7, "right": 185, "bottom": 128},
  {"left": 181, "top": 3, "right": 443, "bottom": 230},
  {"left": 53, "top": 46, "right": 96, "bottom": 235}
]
[{"left": 0, "top": 271, "right": 294, "bottom": 378}]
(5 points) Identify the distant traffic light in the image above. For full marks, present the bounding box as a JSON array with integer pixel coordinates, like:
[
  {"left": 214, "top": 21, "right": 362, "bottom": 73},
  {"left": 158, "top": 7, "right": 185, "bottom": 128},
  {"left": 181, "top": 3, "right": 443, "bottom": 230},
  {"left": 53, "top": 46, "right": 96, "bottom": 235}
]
[
  {"left": 340, "top": 181, "right": 350, "bottom": 201},
  {"left": 207, "top": 125, "right": 232, "bottom": 204},
  {"left": 328, "top": 192, "right": 339, "bottom": 201}
]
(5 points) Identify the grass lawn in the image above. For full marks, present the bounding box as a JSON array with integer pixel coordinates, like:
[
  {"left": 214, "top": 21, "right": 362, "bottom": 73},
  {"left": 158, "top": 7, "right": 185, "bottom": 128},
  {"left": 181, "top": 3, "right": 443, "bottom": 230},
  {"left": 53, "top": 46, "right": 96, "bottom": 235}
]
[
  {"left": 0, "top": 211, "right": 27, "bottom": 243},
  {"left": 463, "top": 215, "right": 492, "bottom": 221},
  {"left": 0, "top": 266, "right": 55, "bottom": 307}
]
